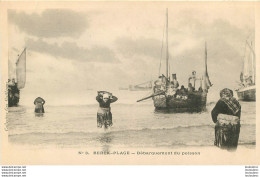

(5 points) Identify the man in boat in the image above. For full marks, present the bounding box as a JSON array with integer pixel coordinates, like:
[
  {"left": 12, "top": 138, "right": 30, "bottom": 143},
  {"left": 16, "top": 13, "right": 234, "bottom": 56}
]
[
  {"left": 166, "top": 74, "right": 179, "bottom": 96},
  {"left": 211, "top": 88, "right": 241, "bottom": 150},
  {"left": 245, "top": 76, "right": 253, "bottom": 86},
  {"left": 170, "top": 74, "right": 179, "bottom": 89},
  {"left": 188, "top": 83, "right": 195, "bottom": 92},
  {"left": 154, "top": 75, "right": 168, "bottom": 92},
  {"left": 175, "top": 85, "right": 188, "bottom": 100},
  {"left": 34, "top": 97, "right": 45, "bottom": 113},
  {"left": 188, "top": 71, "right": 199, "bottom": 88},
  {"left": 96, "top": 91, "right": 118, "bottom": 128}
]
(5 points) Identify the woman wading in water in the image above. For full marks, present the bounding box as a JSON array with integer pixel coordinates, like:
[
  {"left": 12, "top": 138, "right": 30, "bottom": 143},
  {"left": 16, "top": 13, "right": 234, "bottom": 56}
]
[
  {"left": 96, "top": 91, "right": 118, "bottom": 129},
  {"left": 34, "top": 97, "right": 45, "bottom": 113}
]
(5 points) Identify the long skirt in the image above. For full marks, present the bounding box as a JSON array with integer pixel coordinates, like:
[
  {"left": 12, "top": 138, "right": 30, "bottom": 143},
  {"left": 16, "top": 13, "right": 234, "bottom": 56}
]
[
  {"left": 214, "top": 114, "right": 240, "bottom": 150},
  {"left": 97, "top": 107, "right": 113, "bottom": 128}
]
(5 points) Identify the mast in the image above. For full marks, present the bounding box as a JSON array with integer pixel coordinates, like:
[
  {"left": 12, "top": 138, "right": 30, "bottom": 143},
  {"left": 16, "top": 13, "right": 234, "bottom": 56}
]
[
  {"left": 205, "top": 42, "right": 208, "bottom": 74},
  {"left": 166, "top": 8, "right": 169, "bottom": 80}
]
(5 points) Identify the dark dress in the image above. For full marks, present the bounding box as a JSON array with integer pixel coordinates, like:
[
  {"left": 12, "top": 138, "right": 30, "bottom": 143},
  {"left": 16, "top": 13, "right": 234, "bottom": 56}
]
[
  {"left": 96, "top": 96, "right": 118, "bottom": 128},
  {"left": 211, "top": 98, "right": 241, "bottom": 150},
  {"left": 34, "top": 97, "right": 45, "bottom": 113}
]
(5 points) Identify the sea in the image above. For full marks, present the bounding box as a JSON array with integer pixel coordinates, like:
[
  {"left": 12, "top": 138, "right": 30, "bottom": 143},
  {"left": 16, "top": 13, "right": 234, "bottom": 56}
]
[{"left": 6, "top": 90, "right": 256, "bottom": 151}]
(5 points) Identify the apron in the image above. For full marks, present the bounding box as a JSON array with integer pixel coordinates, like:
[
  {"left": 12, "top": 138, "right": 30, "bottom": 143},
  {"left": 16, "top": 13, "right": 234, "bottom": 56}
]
[
  {"left": 97, "top": 107, "right": 112, "bottom": 128},
  {"left": 215, "top": 114, "right": 240, "bottom": 150},
  {"left": 35, "top": 102, "right": 44, "bottom": 113}
]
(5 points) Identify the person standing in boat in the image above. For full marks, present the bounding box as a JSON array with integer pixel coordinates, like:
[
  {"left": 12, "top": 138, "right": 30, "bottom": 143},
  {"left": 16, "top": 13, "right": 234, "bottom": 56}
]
[
  {"left": 188, "top": 83, "right": 195, "bottom": 92},
  {"left": 188, "top": 71, "right": 198, "bottom": 88},
  {"left": 34, "top": 97, "right": 45, "bottom": 113},
  {"left": 211, "top": 88, "right": 241, "bottom": 150},
  {"left": 96, "top": 91, "right": 118, "bottom": 128},
  {"left": 171, "top": 74, "right": 179, "bottom": 89}
]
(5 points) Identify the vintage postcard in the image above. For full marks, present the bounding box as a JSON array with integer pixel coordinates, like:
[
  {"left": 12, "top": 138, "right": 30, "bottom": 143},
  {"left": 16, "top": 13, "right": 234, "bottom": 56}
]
[{"left": 0, "top": 1, "right": 259, "bottom": 165}]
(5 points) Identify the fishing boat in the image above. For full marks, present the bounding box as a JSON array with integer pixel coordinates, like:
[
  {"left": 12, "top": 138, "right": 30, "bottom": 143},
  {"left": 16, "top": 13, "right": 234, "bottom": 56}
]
[
  {"left": 137, "top": 9, "right": 212, "bottom": 112},
  {"left": 8, "top": 48, "right": 26, "bottom": 107},
  {"left": 129, "top": 81, "right": 152, "bottom": 91},
  {"left": 236, "top": 41, "right": 256, "bottom": 101}
]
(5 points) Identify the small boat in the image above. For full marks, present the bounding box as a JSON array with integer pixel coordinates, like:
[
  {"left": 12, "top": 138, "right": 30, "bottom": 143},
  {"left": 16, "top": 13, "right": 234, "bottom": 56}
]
[
  {"left": 118, "top": 87, "right": 128, "bottom": 90},
  {"left": 129, "top": 81, "right": 152, "bottom": 91},
  {"left": 137, "top": 9, "right": 212, "bottom": 112},
  {"left": 236, "top": 40, "right": 256, "bottom": 101},
  {"left": 8, "top": 48, "right": 26, "bottom": 107}
]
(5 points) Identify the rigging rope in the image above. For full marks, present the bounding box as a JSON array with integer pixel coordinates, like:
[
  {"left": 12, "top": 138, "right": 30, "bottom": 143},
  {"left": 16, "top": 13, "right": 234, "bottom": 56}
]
[{"left": 158, "top": 22, "right": 166, "bottom": 76}]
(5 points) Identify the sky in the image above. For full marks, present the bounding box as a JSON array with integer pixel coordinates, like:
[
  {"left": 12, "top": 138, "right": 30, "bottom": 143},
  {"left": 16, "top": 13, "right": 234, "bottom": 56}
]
[{"left": 7, "top": 3, "right": 255, "bottom": 103}]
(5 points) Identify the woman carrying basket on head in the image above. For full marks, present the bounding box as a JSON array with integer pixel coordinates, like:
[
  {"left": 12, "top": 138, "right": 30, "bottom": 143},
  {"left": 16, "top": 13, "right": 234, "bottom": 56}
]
[
  {"left": 96, "top": 91, "right": 118, "bottom": 129},
  {"left": 211, "top": 88, "right": 241, "bottom": 150}
]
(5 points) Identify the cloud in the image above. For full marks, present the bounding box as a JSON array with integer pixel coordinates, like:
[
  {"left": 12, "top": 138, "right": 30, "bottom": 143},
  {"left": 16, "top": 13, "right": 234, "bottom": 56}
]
[
  {"left": 115, "top": 37, "right": 161, "bottom": 59},
  {"left": 8, "top": 9, "right": 88, "bottom": 38},
  {"left": 25, "top": 38, "right": 118, "bottom": 63}
]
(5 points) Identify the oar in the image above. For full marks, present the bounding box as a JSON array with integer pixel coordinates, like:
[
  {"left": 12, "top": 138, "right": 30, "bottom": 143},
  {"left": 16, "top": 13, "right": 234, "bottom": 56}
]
[{"left": 137, "top": 91, "right": 165, "bottom": 102}]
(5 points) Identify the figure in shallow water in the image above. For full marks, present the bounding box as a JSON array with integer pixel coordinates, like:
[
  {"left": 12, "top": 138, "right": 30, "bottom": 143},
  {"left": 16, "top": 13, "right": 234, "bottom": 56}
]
[
  {"left": 34, "top": 97, "right": 45, "bottom": 113},
  {"left": 211, "top": 88, "right": 241, "bottom": 150},
  {"left": 96, "top": 91, "right": 118, "bottom": 129}
]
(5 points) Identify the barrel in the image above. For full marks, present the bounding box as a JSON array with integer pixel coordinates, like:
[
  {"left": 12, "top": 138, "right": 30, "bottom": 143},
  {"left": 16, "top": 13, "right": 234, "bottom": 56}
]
[{"left": 215, "top": 114, "right": 240, "bottom": 150}]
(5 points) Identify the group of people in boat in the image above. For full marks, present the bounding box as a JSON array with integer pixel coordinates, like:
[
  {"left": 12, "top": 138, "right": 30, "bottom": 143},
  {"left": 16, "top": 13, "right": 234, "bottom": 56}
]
[
  {"left": 154, "top": 71, "right": 204, "bottom": 100},
  {"left": 240, "top": 72, "right": 254, "bottom": 87}
]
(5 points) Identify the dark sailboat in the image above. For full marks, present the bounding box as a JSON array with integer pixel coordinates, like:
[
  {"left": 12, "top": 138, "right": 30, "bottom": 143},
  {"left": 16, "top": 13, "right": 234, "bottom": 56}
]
[
  {"left": 236, "top": 40, "right": 256, "bottom": 101},
  {"left": 137, "top": 9, "right": 212, "bottom": 112},
  {"left": 8, "top": 48, "right": 26, "bottom": 107}
]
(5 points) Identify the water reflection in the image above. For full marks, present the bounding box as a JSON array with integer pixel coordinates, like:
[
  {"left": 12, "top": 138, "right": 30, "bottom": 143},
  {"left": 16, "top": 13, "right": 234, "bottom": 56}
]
[
  {"left": 98, "top": 132, "right": 113, "bottom": 152},
  {"left": 35, "top": 113, "right": 44, "bottom": 118},
  {"left": 7, "top": 105, "right": 27, "bottom": 114}
]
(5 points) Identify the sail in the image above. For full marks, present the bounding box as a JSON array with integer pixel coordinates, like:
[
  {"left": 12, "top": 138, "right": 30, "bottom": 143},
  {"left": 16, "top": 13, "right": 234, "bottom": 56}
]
[
  {"left": 243, "top": 45, "right": 250, "bottom": 79},
  {"left": 202, "top": 42, "right": 212, "bottom": 91},
  {"left": 16, "top": 48, "right": 26, "bottom": 89},
  {"left": 243, "top": 41, "right": 255, "bottom": 84}
]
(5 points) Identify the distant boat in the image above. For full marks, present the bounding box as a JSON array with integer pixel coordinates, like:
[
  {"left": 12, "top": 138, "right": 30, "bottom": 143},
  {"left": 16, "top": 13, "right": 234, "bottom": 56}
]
[
  {"left": 8, "top": 48, "right": 26, "bottom": 107},
  {"left": 137, "top": 9, "right": 212, "bottom": 112},
  {"left": 118, "top": 87, "right": 128, "bottom": 90},
  {"left": 236, "top": 41, "right": 256, "bottom": 101},
  {"left": 129, "top": 81, "right": 152, "bottom": 91}
]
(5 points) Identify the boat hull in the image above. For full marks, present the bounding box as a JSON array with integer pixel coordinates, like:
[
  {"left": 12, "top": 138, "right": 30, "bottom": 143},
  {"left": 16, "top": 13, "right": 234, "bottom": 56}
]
[
  {"left": 236, "top": 85, "right": 255, "bottom": 101},
  {"left": 153, "top": 92, "right": 207, "bottom": 112},
  {"left": 8, "top": 86, "right": 20, "bottom": 107},
  {"left": 8, "top": 92, "right": 20, "bottom": 107}
]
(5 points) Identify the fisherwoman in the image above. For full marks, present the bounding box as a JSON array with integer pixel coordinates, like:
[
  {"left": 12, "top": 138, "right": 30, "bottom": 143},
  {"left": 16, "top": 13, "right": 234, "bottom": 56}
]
[
  {"left": 96, "top": 91, "right": 118, "bottom": 128},
  {"left": 34, "top": 97, "right": 45, "bottom": 113},
  {"left": 211, "top": 88, "right": 241, "bottom": 150}
]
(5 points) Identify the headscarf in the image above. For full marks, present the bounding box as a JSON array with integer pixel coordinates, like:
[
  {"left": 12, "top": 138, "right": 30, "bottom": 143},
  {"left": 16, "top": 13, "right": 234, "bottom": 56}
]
[
  {"left": 220, "top": 88, "right": 240, "bottom": 115},
  {"left": 220, "top": 88, "right": 233, "bottom": 98}
]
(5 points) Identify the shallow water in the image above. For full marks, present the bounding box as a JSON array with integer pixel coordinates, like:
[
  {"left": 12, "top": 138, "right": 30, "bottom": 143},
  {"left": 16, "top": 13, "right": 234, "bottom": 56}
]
[{"left": 6, "top": 90, "right": 256, "bottom": 150}]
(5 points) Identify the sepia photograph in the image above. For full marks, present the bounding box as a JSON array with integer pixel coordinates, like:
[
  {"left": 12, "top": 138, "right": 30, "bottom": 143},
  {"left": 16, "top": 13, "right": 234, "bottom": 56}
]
[{"left": 1, "top": 2, "right": 259, "bottom": 165}]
